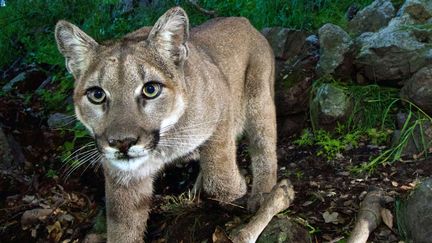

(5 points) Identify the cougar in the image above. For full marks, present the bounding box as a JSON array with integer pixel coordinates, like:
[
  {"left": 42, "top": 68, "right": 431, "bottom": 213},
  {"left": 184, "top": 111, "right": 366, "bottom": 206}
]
[{"left": 55, "top": 7, "right": 277, "bottom": 242}]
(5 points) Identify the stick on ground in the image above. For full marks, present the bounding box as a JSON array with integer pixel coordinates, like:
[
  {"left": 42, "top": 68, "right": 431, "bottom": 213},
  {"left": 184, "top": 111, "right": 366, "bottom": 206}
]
[
  {"left": 229, "top": 179, "right": 295, "bottom": 243},
  {"left": 347, "top": 188, "right": 386, "bottom": 243}
]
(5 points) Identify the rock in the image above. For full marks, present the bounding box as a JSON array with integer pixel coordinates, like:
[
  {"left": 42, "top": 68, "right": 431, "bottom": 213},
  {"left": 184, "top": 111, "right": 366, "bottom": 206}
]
[
  {"left": 6, "top": 133, "right": 26, "bottom": 167},
  {"left": 21, "top": 208, "right": 52, "bottom": 228},
  {"left": 399, "top": 178, "right": 432, "bottom": 243},
  {"left": 348, "top": 0, "right": 395, "bottom": 35},
  {"left": 47, "top": 113, "right": 75, "bottom": 129},
  {"left": 401, "top": 66, "right": 432, "bottom": 115},
  {"left": 278, "top": 113, "right": 307, "bottom": 137},
  {"left": 2, "top": 72, "right": 26, "bottom": 93},
  {"left": 310, "top": 83, "right": 352, "bottom": 127},
  {"left": 2, "top": 68, "right": 46, "bottom": 93},
  {"left": 0, "top": 126, "right": 13, "bottom": 168},
  {"left": 274, "top": 32, "right": 319, "bottom": 118},
  {"left": 346, "top": 4, "right": 360, "bottom": 21},
  {"left": 275, "top": 76, "right": 313, "bottom": 117},
  {"left": 305, "top": 34, "right": 319, "bottom": 47},
  {"left": 261, "top": 28, "right": 310, "bottom": 60},
  {"left": 226, "top": 215, "right": 310, "bottom": 243},
  {"left": 256, "top": 216, "right": 311, "bottom": 243},
  {"left": 316, "top": 24, "right": 353, "bottom": 76},
  {"left": 392, "top": 112, "right": 432, "bottom": 156},
  {"left": 397, "top": 0, "right": 432, "bottom": 22},
  {"left": 355, "top": 14, "right": 432, "bottom": 83}
]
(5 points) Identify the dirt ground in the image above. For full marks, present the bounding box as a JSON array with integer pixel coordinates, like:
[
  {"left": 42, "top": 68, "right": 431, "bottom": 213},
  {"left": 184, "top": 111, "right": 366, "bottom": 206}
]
[{"left": 1, "top": 91, "right": 430, "bottom": 242}]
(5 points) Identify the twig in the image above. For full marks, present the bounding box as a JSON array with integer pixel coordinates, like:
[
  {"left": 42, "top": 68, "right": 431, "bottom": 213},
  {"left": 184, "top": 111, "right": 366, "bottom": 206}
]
[{"left": 187, "top": 0, "right": 217, "bottom": 17}]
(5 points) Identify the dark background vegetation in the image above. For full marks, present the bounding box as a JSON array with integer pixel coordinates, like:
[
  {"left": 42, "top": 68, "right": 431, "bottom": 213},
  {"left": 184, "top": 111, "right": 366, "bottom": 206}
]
[{"left": 1, "top": 0, "right": 430, "bottom": 242}]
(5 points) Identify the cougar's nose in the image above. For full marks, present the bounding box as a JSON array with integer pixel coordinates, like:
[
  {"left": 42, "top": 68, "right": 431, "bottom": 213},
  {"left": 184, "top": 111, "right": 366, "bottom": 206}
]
[{"left": 108, "top": 137, "right": 138, "bottom": 154}]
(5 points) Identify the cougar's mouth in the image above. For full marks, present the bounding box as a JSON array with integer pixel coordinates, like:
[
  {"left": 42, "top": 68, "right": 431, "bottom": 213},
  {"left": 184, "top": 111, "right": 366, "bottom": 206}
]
[{"left": 107, "top": 154, "right": 150, "bottom": 171}]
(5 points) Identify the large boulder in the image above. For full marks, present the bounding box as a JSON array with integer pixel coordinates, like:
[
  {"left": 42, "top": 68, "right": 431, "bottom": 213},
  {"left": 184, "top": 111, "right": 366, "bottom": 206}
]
[
  {"left": 310, "top": 83, "right": 352, "bottom": 127},
  {"left": 401, "top": 66, "right": 432, "bottom": 115},
  {"left": 261, "top": 28, "right": 310, "bottom": 61},
  {"left": 399, "top": 178, "right": 432, "bottom": 243},
  {"left": 316, "top": 24, "right": 353, "bottom": 76},
  {"left": 348, "top": 0, "right": 395, "bottom": 35},
  {"left": 355, "top": 13, "right": 432, "bottom": 84},
  {"left": 397, "top": 0, "right": 432, "bottom": 22}
]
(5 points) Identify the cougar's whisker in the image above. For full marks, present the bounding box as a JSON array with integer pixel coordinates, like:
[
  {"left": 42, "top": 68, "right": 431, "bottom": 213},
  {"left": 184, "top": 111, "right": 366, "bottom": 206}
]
[
  {"left": 62, "top": 142, "right": 96, "bottom": 163},
  {"left": 63, "top": 150, "right": 99, "bottom": 180}
]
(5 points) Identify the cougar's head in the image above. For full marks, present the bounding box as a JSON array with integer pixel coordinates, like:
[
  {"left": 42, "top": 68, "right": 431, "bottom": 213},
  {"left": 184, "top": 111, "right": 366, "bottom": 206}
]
[{"left": 55, "top": 7, "right": 190, "bottom": 174}]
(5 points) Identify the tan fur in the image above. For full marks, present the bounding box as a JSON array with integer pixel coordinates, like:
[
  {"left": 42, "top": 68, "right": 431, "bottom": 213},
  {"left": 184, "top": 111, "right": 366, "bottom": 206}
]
[{"left": 55, "top": 7, "right": 277, "bottom": 242}]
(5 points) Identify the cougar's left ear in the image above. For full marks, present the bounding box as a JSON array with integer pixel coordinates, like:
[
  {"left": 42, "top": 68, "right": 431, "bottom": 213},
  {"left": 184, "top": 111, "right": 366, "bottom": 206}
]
[{"left": 148, "top": 7, "right": 189, "bottom": 65}]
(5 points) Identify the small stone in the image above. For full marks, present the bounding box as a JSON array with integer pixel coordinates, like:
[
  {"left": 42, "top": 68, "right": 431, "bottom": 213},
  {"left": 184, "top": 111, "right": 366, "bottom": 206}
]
[{"left": 21, "top": 208, "right": 52, "bottom": 228}]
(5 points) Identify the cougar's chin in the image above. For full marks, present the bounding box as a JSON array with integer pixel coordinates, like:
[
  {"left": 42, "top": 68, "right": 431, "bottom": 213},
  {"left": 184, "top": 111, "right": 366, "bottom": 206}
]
[{"left": 107, "top": 156, "right": 149, "bottom": 171}]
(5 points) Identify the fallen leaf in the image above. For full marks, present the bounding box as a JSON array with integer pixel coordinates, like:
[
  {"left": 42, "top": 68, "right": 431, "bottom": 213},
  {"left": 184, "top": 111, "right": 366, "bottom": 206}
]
[
  {"left": 302, "top": 201, "right": 313, "bottom": 206},
  {"left": 212, "top": 226, "right": 232, "bottom": 243},
  {"left": 322, "top": 211, "right": 339, "bottom": 224},
  {"left": 47, "top": 221, "right": 63, "bottom": 242},
  {"left": 391, "top": 181, "right": 398, "bottom": 187},
  {"left": 380, "top": 208, "right": 393, "bottom": 229}
]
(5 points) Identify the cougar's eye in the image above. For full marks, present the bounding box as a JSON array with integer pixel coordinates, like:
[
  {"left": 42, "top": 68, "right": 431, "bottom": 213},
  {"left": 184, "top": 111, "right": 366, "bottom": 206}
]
[
  {"left": 142, "top": 82, "right": 162, "bottom": 99},
  {"left": 86, "top": 87, "right": 106, "bottom": 104}
]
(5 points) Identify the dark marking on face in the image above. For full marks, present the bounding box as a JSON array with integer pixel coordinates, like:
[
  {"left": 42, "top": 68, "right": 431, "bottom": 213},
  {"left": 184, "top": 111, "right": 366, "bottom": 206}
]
[{"left": 152, "top": 130, "right": 160, "bottom": 149}]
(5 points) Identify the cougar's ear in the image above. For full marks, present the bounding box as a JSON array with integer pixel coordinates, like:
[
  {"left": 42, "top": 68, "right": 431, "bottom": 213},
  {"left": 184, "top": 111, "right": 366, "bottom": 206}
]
[
  {"left": 55, "top": 20, "right": 98, "bottom": 79},
  {"left": 147, "top": 7, "right": 189, "bottom": 65}
]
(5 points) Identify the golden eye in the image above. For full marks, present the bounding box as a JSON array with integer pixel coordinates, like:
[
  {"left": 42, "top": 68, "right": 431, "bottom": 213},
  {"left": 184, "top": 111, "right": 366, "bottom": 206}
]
[
  {"left": 142, "top": 82, "right": 162, "bottom": 99},
  {"left": 86, "top": 87, "right": 106, "bottom": 104}
]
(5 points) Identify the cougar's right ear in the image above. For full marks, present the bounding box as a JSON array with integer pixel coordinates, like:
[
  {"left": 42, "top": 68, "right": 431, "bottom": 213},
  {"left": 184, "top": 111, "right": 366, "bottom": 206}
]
[{"left": 55, "top": 20, "right": 98, "bottom": 80}]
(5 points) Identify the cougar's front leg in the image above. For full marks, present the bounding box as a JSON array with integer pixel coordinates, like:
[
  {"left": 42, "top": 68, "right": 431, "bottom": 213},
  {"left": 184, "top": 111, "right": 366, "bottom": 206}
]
[
  {"left": 199, "top": 119, "right": 247, "bottom": 202},
  {"left": 105, "top": 174, "right": 153, "bottom": 243}
]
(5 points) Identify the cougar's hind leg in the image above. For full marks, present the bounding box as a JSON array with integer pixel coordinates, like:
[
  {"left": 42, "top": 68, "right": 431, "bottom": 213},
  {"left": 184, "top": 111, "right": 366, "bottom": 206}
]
[{"left": 199, "top": 119, "right": 247, "bottom": 202}]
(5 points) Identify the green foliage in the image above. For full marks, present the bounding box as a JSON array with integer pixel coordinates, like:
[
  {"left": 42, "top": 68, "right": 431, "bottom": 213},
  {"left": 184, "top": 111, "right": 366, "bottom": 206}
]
[
  {"left": 353, "top": 100, "right": 432, "bottom": 173},
  {"left": 92, "top": 209, "right": 107, "bottom": 234},
  {"left": 302, "top": 77, "right": 399, "bottom": 163},
  {"left": 36, "top": 72, "right": 74, "bottom": 111},
  {"left": 46, "top": 169, "right": 59, "bottom": 178},
  {"left": 0, "top": 0, "right": 170, "bottom": 67},
  {"left": 295, "top": 128, "right": 361, "bottom": 161},
  {"left": 367, "top": 128, "right": 391, "bottom": 146},
  {"left": 61, "top": 122, "right": 92, "bottom": 161},
  {"left": 201, "top": 0, "right": 374, "bottom": 30},
  {"left": 315, "top": 129, "right": 360, "bottom": 160},
  {"left": 294, "top": 129, "right": 314, "bottom": 146},
  {"left": 0, "top": 0, "right": 374, "bottom": 68}
]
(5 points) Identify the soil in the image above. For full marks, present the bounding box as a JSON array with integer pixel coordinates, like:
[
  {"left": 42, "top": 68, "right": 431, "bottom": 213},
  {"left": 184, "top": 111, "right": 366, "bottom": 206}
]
[{"left": 1, "top": 64, "right": 430, "bottom": 243}]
